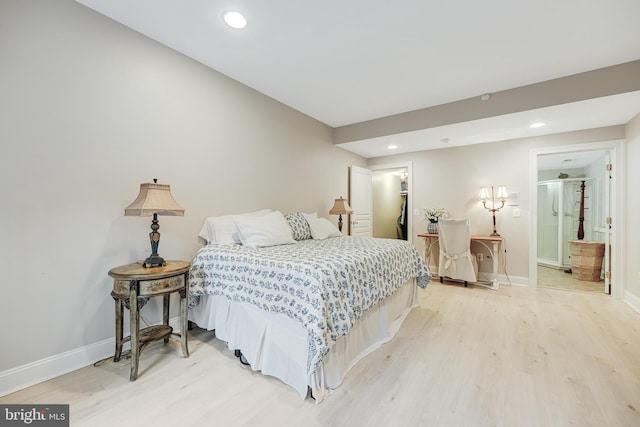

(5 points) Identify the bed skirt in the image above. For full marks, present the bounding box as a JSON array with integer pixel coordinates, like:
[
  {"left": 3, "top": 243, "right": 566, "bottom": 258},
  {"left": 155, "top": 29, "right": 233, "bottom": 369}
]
[{"left": 188, "top": 278, "right": 419, "bottom": 402}]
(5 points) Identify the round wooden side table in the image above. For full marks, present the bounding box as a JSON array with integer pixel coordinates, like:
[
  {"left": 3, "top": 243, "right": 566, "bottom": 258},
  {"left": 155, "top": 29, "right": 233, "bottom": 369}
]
[{"left": 108, "top": 260, "right": 190, "bottom": 381}]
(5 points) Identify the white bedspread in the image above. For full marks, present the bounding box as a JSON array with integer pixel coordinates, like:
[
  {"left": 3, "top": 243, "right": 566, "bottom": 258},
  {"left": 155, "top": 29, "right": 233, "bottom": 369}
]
[{"left": 188, "top": 236, "right": 431, "bottom": 375}]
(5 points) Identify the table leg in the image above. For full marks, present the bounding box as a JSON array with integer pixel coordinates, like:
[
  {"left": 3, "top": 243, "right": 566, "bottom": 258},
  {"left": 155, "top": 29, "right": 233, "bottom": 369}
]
[
  {"left": 467, "top": 239, "right": 501, "bottom": 291},
  {"left": 423, "top": 238, "right": 429, "bottom": 262},
  {"left": 422, "top": 237, "right": 438, "bottom": 271},
  {"left": 180, "top": 287, "right": 189, "bottom": 358},
  {"left": 491, "top": 241, "right": 499, "bottom": 290},
  {"left": 113, "top": 297, "right": 124, "bottom": 362},
  {"left": 129, "top": 280, "right": 140, "bottom": 381},
  {"left": 163, "top": 294, "right": 170, "bottom": 344}
]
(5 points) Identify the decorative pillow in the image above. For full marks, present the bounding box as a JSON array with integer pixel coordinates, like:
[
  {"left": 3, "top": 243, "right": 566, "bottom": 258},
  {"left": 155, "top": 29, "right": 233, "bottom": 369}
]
[
  {"left": 284, "top": 212, "right": 313, "bottom": 241},
  {"left": 303, "top": 213, "right": 343, "bottom": 240},
  {"left": 198, "top": 209, "right": 272, "bottom": 244},
  {"left": 233, "top": 210, "right": 296, "bottom": 249}
]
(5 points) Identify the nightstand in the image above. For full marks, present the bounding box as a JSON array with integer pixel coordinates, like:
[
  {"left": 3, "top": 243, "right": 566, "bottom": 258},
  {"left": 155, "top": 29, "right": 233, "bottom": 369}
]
[{"left": 108, "top": 260, "right": 190, "bottom": 381}]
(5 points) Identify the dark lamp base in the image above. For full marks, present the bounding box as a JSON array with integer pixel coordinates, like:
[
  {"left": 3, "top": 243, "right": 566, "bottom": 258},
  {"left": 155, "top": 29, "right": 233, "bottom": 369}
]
[{"left": 143, "top": 255, "right": 166, "bottom": 268}]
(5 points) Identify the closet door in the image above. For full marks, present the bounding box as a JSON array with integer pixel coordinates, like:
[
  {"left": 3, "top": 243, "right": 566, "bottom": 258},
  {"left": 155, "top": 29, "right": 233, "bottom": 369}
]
[{"left": 349, "top": 165, "right": 372, "bottom": 236}]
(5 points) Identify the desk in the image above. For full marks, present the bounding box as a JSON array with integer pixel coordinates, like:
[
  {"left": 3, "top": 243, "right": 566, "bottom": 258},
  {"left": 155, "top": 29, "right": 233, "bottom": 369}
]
[{"left": 418, "top": 233, "right": 503, "bottom": 290}]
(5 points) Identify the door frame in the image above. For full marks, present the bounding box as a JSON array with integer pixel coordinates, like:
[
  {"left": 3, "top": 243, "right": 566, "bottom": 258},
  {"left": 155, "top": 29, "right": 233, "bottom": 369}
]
[
  {"left": 528, "top": 140, "right": 625, "bottom": 298},
  {"left": 369, "top": 161, "right": 414, "bottom": 242}
]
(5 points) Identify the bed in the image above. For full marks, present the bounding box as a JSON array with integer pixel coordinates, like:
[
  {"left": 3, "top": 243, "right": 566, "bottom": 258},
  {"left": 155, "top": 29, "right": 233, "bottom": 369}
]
[{"left": 187, "top": 210, "right": 431, "bottom": 402}]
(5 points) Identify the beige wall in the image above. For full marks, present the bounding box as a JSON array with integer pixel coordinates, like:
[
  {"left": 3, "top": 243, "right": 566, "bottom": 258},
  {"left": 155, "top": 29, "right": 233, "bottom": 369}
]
[
  {"left": 625, "top": 113, "right": 640, "bottom": 297},
  {"left": 0, "top": 0, "right": 364, "bottom": 378},
  {"left": 368, "top": 126, "right": 626, "bottom": 282}
]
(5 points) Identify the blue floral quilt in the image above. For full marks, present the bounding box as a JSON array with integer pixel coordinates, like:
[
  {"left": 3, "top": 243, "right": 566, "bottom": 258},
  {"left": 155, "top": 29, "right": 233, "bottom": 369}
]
[{"left": 188, "top": 236, "right": 431, "bottom": 374}]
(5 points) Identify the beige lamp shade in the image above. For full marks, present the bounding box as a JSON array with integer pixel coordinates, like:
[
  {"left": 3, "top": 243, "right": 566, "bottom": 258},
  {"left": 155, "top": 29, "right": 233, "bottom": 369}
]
[
  {"left": 125, "top": 182, "right": 185, "bottom": 217},
  {"left": 495, "top": 185, "right": 508, "bottom": 201},
  {"left": 478, "top": 187, "right": 491, "bottom": 202},
  {"left": 329, "top": 197, "right": 354, "bottom": 215},
  {"left": 478, "top": 186, "right": 508, "bottom": 202}
]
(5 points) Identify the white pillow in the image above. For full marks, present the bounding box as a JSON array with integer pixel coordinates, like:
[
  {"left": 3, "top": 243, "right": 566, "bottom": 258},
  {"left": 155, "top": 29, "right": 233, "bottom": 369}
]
[
  {"left": 198, "top": 209, "right": 272, "bottom": 244},
  {"left": 233, "top": 211, "right": 296, "bottom": 249},
  {"left": 211, "top": 218, "right": 242, "bottom": 245},
  {"left": 301, "top": 212, "right": 318, "bottom": 224},
  {"left": 303, "top": 214, "right": 343, "bottom": 240}
]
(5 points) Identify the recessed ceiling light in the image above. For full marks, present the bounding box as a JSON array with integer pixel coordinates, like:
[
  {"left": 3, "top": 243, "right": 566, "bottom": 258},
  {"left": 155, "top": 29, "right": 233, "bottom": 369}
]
[
  {"left": 530, "top": 122, "right": 546, "bottom": 129},
  {"left": 387, "top": 145, "right": 398, "bottom": 150},
  {"left": 224, "top": 11, "right": 247, "bottom": 29}
]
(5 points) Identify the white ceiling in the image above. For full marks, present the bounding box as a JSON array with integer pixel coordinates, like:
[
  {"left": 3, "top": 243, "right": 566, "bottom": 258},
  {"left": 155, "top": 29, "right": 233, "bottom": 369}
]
[{"left": 77, "top": 0, "right": 640, "bottom": 160}]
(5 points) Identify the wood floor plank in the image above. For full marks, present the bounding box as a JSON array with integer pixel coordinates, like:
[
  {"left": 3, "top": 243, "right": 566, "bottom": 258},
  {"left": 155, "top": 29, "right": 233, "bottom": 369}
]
[{"left": 2, "top": 282, "right": 640, "bottom": 427}]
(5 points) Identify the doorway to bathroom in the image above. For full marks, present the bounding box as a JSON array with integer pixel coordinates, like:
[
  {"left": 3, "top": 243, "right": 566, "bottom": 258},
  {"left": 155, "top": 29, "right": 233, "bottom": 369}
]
[{"left": 534, "top": 146, "right": 616, "bottom": 295}]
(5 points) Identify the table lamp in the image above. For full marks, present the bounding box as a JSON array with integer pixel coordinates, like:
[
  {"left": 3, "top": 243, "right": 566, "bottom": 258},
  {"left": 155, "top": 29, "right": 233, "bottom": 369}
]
[
  {"left": 125, "top": 179, "right": 184, "bottom": 267},
  {"left": 329, "top": 197, "right": 353, "bottom": 232}
]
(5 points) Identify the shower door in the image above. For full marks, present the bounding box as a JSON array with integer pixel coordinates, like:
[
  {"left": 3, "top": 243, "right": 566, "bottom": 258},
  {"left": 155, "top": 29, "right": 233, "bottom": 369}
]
[
  {"left": 537, "top": 179, "right": 593, "bottom": 268},
  {"left": 537, "top": 181, "right": 561, "bottom": 266}
]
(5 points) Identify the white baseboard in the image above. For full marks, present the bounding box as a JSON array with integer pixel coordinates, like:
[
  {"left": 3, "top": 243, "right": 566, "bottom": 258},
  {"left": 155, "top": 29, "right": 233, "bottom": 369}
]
[
  {"left": 624, "top": 289, "right": 640, "bottom": 314},
  {"left": 0, "top": 317, "right": 184, "bottom": 398},
  {"left": 0, "top": 337, "right": 114, "bottom": 398},
  {"left": 472, "top": 273, "right": 529, "bottom": 287},
  {"left": 428, "top": 271, "right": 529, "bottom": 288},
  {"left": 502, "top": 274, "right": 528, "bottom": 287}
]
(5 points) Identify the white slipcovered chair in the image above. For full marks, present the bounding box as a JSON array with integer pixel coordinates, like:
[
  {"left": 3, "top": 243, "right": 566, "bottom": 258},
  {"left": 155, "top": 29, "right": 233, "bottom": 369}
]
[{"left": 438, "top": 219, "right": 478, "bottom": 286}]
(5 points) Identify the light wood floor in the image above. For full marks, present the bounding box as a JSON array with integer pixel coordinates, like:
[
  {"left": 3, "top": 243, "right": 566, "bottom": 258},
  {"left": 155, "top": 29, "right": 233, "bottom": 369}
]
[
  {"left": 537, "top": 264, "right": 605, "bottom": 294},
  {"left": 2, "top": 282, "right": 639, "bottom": 427}
]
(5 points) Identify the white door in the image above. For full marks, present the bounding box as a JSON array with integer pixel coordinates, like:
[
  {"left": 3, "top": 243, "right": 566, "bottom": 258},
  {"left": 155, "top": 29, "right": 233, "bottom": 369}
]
[{"left": 349, "top": 165, "right": 372, "bottom": 236}]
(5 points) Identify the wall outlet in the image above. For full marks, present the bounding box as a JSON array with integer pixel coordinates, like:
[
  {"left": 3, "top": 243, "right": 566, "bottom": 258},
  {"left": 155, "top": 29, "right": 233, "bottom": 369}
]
[
  {"left": 414, "top": 209, "right": 419, "bottom": 216},
  {"left": 513, "top": 208, "right": 521, "bottom": 218}
]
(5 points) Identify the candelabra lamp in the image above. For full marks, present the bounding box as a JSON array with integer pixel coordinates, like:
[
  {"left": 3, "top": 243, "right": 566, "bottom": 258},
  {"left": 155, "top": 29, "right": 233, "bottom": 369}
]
[
  {"left": 329, "top": 197, "right": 354, "bottom": 232},
  {"left": 124, "top": 179, "right": 184, "bottom": 267},
  {"left": 478, "top": 185, "right": 508, "bottom": 236}
]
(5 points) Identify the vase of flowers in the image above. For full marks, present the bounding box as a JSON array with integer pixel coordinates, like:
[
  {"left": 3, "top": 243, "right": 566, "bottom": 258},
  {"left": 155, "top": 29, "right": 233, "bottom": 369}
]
[{"left": 424, "top": 208, "right": 447, "bottom": 234}]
